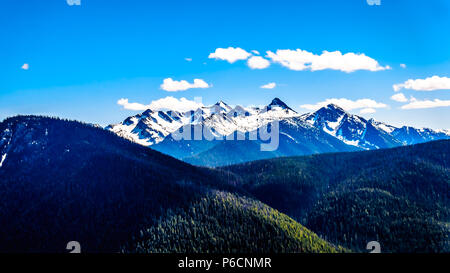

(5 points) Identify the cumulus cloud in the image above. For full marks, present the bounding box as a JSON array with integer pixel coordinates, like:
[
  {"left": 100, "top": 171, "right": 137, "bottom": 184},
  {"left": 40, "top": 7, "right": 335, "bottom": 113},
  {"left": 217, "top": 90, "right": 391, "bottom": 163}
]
[
  {"left": 208, "top": 47, "right": 251, "bottom": 63},
  {"left": 117, "top": 98, "right": 149, "bottom": 111},
  {"left": 260, "top": 82, "right": 276, "bottom": 89},
  {"left": 185, "top": 58, "right": 192, "bottom": 62},
  {"left": 251, "top": 50, "right": 260, "bottom": 55},
  {"left": 21, "top": 63, "right": 29, "bottom": 70},
  {"left": 266, "top": 49, "right": 389, "bottom": 73},
  {"left": 160, "top": 78, "right": 211, "bottom": 92},
  {"left": 148, "top": 97, "right": 204, "bottom": 111},
  {"left": 393, "top": 76, "right": 450, "bottom": 91},
  {"left": 117, "top": 97, "right": 204, "bottom": 112},
  {"left": 400, "top": 63, "right": 406, "bottom": 68},
  {"left": 66, "top": 0, "right": 81, "bottom": 5},
  {"left": 247, "top": 56, "right": 270, "bottom": 69},
  {"left": 390, "top": 93, "right": 408, "bottom": 102},
  {"left": 300, "top": 98, "right": 388, "bottom": 112},
  {"left": 360, "top": 108, "right": 376, "bottom": 114},
  {"left": 401, "top": 97, "right": 450, "bottom": 109}
]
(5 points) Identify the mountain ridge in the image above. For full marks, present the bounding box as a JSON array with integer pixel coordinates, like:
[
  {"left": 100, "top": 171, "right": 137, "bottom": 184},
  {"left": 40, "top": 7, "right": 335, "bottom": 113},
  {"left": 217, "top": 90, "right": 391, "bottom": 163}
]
[
  {"left": 0, "top": 115, "right": 447, "bottom": 253},
  {"left": 220, "top": 139, "right": 450, "bottom": 252},
  {"left": 0, "top": 115, "right": 348, "bottom": 253},
  {"left": 107, "top": 98, "right": 449, "bottom": 166}
]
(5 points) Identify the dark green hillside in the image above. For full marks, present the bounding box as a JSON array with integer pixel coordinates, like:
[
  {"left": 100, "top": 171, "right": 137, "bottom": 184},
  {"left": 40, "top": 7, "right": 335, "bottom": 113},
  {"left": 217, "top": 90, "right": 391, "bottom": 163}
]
[
  {"left": 0, "top": 115, "right": 340, "bottom": 253},
  {"left": 307, "top": 188, "right": 446, "bottom": 252},
  {"left": 221, "top": 140, "right": 450, "bottom": 252},
  {"left": 1, "top": 115, "right": 447, "bottom": 253},
  {"left": 0, "top": 116, "right": 235, "bottom": 252},
  {"left": 123, "top": 191, "right": 345, "bottom": 253}
]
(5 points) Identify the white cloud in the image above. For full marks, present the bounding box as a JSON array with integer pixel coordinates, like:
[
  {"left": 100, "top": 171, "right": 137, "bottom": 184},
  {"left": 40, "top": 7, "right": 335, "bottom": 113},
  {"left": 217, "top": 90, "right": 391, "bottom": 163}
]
[
  {"left": 148, "top": 97, "right": 204, "bottom": 111},
  {"left": 300, "top": 98, "right": 388, "bottom": 112},
  {"left": 390, "top": 93, "right": 408, "bottom": 102},
  {"left": 21, "top": 63, "right": 29, "bottom": 70},
  {"left": 185, "top": 58, "right": 192, "bottom": 62},
  {"left": 400, "top": 63, "right": 406, "bottom": 68},
  {"left": 260, "top": 82, "right": 276, "bottom": 89},
  {"left": 393, "top": 76, "right": 450, "bottom": 91},
  {"left": 251, "top": 50, "right": 260, "bottom": 55},
  {"left": 401, "top": 97, "right": 450, "bottom": 109},
  {"left": 360, "top": 108, "right": 376, "bottom": 114},
  {"left": 266, "top": 49, "right": 389, "bottom": 73},
  {"left": 117, "top": 98, "right": 149, "bottom": 111},
  {"left": 208, "top": 47, "right": 251, "bottom": 63},
  {"left": 117, "top": 97, "right": 204, "bottom": 112},
  {"left": 247, "top": 56, "right": 270, "bottom": 69},
  {"left": 160, "top": 78, "right": 211, "bottom": 92},
  {"left": 66, "top": 0, "right": 81, "bottom": 6}
]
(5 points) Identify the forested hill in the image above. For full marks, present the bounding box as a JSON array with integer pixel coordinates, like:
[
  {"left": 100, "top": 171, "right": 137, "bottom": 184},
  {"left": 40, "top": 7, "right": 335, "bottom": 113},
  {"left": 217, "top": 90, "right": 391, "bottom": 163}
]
[
  {"left": 220, "top": 140, "right": 450, "bottom": 252},
  {"left": 1, "top": 115, "right": 447, "bottom": 253},
  {"left": 0, "top": 115, "right": 339, "bottom": 253},
  {"left": 0, "top": 115, "right": 233, "bottom": 252},
  {"left": 123, "top": 191, "right": 345, "bottom": 253}
]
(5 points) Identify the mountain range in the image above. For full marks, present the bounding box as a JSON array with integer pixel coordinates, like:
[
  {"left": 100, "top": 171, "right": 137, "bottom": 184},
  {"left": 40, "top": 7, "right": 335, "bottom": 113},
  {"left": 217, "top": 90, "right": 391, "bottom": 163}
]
[
  {"left": 0, "top": 115, "right": 448, "bottom": 252},
  {"left": 107, "top": 98, "right": 450, "bottom": 166},
  {"left": 0, "top": 116, "right": 344, "bottom": 253},
  {"left": 220, "top": 139, "right": 450, "bottom": 252}
]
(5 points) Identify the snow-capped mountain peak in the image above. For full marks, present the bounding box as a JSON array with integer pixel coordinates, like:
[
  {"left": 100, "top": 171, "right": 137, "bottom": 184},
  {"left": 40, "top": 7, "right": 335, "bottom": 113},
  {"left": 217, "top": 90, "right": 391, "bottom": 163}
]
[
  {"left": 299, "top": 103, "right": 450, "bottom": 150},
  {"left": 107, "top": 98, "right": 449, "bottom": 151},
  {"left": 267, "top": 97, "right": 296, "bottom": 112},
  {"left": 300, "top": 104, "right": 402, "bottom": 149},
  {"left": 214, "top": 100, "right": 232, "bottom": 111},
  {"left": 107, "top": 98, "right": 300, "bottom": 146},
  {"left": 325, "top": 103, "right": 345, "bottom": 111},
  {"left": 301, "top": 104, "right": 345, "bottom": 128}
]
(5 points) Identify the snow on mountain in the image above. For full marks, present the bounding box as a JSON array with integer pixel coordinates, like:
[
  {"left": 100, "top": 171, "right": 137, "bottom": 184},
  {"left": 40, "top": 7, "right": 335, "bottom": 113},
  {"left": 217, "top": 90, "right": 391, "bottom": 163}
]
[
  {"left": 369, "top": 119, "right": 397, "bottom": 134},
  {"left": 0, "top": 126, "right": 13, "bottom": 168},
  {"left": 391, "top": 126, "right": 450, "bottom": 145},
  {"left": 300, "top": 103, "right": 449, "bottom": 149},
  {"left": 299, "top": 104, "right": 400, "bottom": 149},
  {"left": 301, "top": 104, "right": 346, "bottom": 134},
  {"left": 107, "top": 98, "right": 450, "bottom": 157},
  {"left": 182, "top": 115, "right": 360, "bottom": 167},
  {"left": 106, "top": 109, "right": 189, "bottom": 146},
  {"left": 107, "top": 98, "right": 299, "bottom": 146}
]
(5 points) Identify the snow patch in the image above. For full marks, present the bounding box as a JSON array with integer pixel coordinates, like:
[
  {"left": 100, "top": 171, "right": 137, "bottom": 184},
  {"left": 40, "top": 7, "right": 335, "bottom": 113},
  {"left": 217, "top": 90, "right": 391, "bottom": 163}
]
[
  {"left": 280, "top": 132, "right": 299, "bottom": 143},
  {"left": 0, "top": 153, "right": 6, "bottom": 168},
  {"left": 376, "top": 123, "right": 395, "bottom": 133}
]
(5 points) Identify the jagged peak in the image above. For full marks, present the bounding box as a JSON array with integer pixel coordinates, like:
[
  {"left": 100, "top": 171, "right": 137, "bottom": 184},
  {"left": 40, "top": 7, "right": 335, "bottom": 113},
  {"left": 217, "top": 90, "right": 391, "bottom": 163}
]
[
  {"left": 214, "top": 100, "right": 229, "bottom": 107},
  {"left": 306, "top": 104, "right": 347, "bottom": 120},
  {"left": 141, "top": 108, "right": 154, "bottom": 116},
  {"left": 267, "top": 97, "right": 295, "bottom": 112},
  {"left": 269, "top": 97, "right": 287, "bottom": 107},
  {"left": 323, "top": 103, "right": 346, "bottom": 113},
  {"left": 212, "top": 100, "right": 232, "bottom": 112}
]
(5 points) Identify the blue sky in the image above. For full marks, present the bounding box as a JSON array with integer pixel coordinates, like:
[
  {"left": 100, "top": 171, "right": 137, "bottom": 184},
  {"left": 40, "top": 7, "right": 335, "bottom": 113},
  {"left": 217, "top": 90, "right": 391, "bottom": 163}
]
[{"left": 1, "top": 0, "right": 449, "bottom": 129}]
